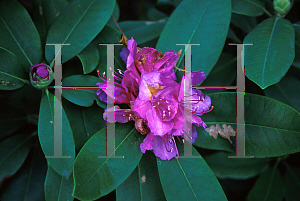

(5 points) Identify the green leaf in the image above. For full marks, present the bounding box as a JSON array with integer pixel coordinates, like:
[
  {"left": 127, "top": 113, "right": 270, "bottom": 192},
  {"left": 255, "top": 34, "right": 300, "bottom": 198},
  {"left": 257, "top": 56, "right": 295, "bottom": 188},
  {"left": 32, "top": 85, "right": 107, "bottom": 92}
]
[
  {"left": 194, "top": 125, "right": 235, "bottom": 153},
  {"left": 63, "top": 100, "right": 106, "bottom": 150},
  {"left": 200, "top": 53, "right": 237, "bottom": 94},
  {"left": 91, "top": 25, "right": 125, "bottom": 72},
  {"left": 0, "top": 0, "right": 42, "bottom": 70},
  {"left": 0, "top": 134, "right": 34, "bottom": 182},
  {"left": 0, "top": 104, "right": 27, "bottom": 140},
  {"left": 116, "top": 167, "right": 142, "bottom": 201},
  {"left": 231, "top": 0, "right": 265, "bottom": 16},
  {"left": 231, "top": 13, "right": 257, "bottom": 33},
  {"left": 77, "top": 44, "right": 100, "bottom": 74},
  {"left": 62, "top": 75, "right": 104, "bottom": 108},
  {"left": 264, "top": 72, "right": 300, "bottom": 112},
  {"left": 45, "top": 165, "right": 74, "bottom": 201},
  {"left": 73, "top": 123, "right": 144, "bottom": 200},
  {"left": 157, "top": 143, "right": 227, "bottom": 201},
  {"left": 45, "top": 0, "right": 115, "bottom": 64},
  {"left": 116, "top": 151, "right": 166, "bottom": 201},
  {"left": 32, "top": 0, "right": 47, "bottom": 47},
  {"left": 0, "top": 48, "right": 28, "bottom": 90},
  {"left": 244, "top": 17, "right": 295, "bottom": 89},
  {"left": 204, "top": 152, "right": 271, "bottom": 179},
  {"left": 118, "top": 19, "right": 167, "bottom": 45},
  {"left": 247, "top": 168, "right": 283, "bottom": 201},
  {"left": 156, "top": 0, "right": 231, "bottom": 74},
  {"left": 0, "top": 144, "right": 47, "bottom": 201},
  {"left": 107, "top": 1, "right": 120, "bottom": 26},
  {"left": 43, "top": 0, "right": 69, "bottom": 30},
  {"left": 38, "top": 92, "right": 75, "bottom": 177},
  {"left": 201, "top": 92, "right": 300, "bottom": 158},
  {"left": 283, "top": 167, "right": 300, "bottom": 201}
]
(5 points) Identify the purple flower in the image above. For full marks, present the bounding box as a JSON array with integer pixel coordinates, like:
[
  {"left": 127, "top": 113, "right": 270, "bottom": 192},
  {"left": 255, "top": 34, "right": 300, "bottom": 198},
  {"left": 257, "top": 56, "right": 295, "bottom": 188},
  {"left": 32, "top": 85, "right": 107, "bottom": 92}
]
[
  {"left": 29, "top": 64, "right": 54, "bottom": 89},
  {"left": 133, "top": 70, "right": 179, "bottom": 136},
  {"left": 97, "top": 37, "right": 213, "bottom": 161}
]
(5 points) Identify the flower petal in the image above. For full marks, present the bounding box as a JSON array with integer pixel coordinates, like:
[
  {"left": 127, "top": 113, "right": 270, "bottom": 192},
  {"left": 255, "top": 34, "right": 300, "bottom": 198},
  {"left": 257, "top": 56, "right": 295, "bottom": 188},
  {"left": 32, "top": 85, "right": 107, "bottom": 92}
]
[
  {"left": 152, "top": 135, "right": 177, "bottom": 160},
  {"left": 140, "top": 132, "right": 155, "bottom": 153},
  {"left": 120, "top": 47, "right": 130, "bottom": 63},
  {"left": 146, "top": 108, "right": 174, "bottom": 136},
  {"left": 191, "top": 71, "right": 206, "bottom": 86},
  {"left": 103, "top": 106, "right": 135, "bottom": 123}
]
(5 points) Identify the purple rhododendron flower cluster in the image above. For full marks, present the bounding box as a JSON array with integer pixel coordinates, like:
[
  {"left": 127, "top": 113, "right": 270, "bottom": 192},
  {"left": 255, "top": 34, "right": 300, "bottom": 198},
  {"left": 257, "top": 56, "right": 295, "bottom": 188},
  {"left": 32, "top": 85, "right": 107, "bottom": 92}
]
[{"left": 97, "top": 38, "right": 212, "bottom": 160}]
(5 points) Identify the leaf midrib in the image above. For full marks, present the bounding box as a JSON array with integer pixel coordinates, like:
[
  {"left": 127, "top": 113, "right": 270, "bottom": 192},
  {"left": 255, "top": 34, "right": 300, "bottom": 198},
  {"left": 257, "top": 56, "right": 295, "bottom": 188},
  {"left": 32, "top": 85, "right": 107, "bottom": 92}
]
[
  {"left": 176, "top": 0, "right": 212, "bottom": 70},
  {"left": 75, "top": 127, "right": 136, "bottom": 194},
  {"left": 176, "top": 159, "right": 199, "bottom": 201},
  {"left": 0, "top": 17, "right": 32, "bottom": 66},
  {"left": 52, "top": 0, "right": 97, "bottom": 62},
  {"left": 45, "top": 93, "right": 70, "bottom": 177},
  {"left": 262, "top": 18, "right": 278, "bottom": 87}
]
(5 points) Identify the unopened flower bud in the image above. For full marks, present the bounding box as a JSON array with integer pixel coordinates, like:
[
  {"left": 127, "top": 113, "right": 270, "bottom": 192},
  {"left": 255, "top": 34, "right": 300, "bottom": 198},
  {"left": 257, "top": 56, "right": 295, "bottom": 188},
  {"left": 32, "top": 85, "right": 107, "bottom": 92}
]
[
  {"left": 29, "top": 64, "right": 54, "bottom": 89},
  {"left": 274, "top": 0, "right": 291, "bottom": 17}
]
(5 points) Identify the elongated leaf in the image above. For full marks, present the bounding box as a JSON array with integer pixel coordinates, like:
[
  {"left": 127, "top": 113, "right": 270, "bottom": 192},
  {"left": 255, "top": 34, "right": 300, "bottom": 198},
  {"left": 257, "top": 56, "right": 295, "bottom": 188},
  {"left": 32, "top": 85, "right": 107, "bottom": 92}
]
[
  {"left": 0, "top": 0, "right": 42, "bottom": 70},
  {"left": 77, "top": 44, "right": 100, "bottom": 74},
  {"left": 0, "top": 48, "right": 27, "bottom": 90},
  {"left": 73, "top": 123, "right": 144, "bottom": 200},
  {"left": 244, "top": 17, "right": 295, "bottom": 89},
  {"left": 118, "top": 19, "right": 167, "bottom": 45},
  {"left": 45, "top": 0, "right": 115, "bottom": 64},
  {"left": 200, "top": 53, "right": 237, "bottom": 94},
  {"left": 0, "top": 144, "right": 47, "bottom": 201},
  {"left": 283, "top": 167, "right": 300, "bottom": 201},
  {"left": 32, "top": 0, "right": 47, "bottom": 46},
  {"left": 157, "top": 143, "right": 227, "bottom": 201},
  {"left": 62, "top": 75, "right": 104, "bottom": 108},
  {"left": 264, "top": 73, "right": 300, "bottom": 112},
  {"left": 116, "top": 151, "right": 166, "bottom": 201},
  {"left": 156, "top": 0, "right": 231, "bottom": 74},
  {"left": 0, "top": 134, "right": 34, "bottom": 182},
  {"left": 38, "top": 92, "right": 75, "bottom": 177},
  {"left": 45, "top": 165, "right": 74, "bottom": 201},
  {"left": 200, "top": 92, "right": 300, "bottom": 158},
  {"left": 247, "top": 168, "right": 283, "bottom": 201},
  {"left": 116, "top": 167, "right": 141, "bottom": 201},
  {"left": 43, "top": 0, "right": 69, "bottom": 30},
  {"left": 63, "top": 100, "right": 106, "bottom": 150},
  {"left": 107, "top": 1, "right": 120, "bottom": 26},
  {"left": 194, "top": 125, "right": 235, "bottom": 153},
  {"left": 231, "top": 0, "right": 265, "bottom": 16},
  {"left": 204, "top": 152, "right": 270, "bottom": 179},
  {"left": 91, "top": 25, "right": 125, "bottom": 72}
]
